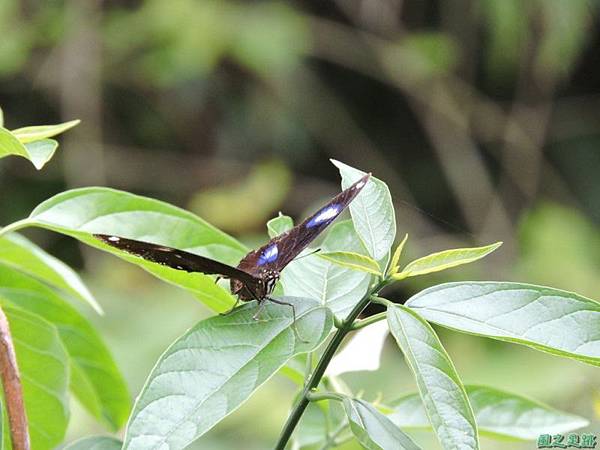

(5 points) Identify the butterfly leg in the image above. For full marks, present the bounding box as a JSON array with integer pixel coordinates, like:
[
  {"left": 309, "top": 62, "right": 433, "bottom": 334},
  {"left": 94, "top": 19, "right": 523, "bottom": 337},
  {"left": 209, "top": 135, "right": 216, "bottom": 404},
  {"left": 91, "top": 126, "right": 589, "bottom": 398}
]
[
  {"left": 252, "top": 300, "right": 269, "bottom": 321},
  {"left": 265, "top": 297, "right": 308, "bottom": 343}
]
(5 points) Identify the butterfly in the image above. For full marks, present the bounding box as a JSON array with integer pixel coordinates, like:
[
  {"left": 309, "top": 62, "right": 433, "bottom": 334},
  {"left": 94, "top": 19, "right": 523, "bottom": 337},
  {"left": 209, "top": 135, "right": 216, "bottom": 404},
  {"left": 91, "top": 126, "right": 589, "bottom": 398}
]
[{"left": 95, "top": 173, "right": 370, "bottom": 325}]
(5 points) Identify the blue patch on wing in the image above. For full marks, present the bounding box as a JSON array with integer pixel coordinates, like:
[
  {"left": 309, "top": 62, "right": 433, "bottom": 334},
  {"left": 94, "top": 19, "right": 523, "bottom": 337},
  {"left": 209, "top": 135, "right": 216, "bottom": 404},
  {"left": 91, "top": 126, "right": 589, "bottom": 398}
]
[
  {"left": 258, "top": 244, "right": 279, "bottom": 266},
  {"left": 306, "top": 204, "right": 342, "bottom": 228}
]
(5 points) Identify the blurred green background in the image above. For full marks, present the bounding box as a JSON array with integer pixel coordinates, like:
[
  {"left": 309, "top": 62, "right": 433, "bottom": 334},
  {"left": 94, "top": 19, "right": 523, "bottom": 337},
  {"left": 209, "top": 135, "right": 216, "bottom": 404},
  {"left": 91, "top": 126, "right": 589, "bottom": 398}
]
[{"left": 2, "top": 0, "right": 600, "bottom": 448}]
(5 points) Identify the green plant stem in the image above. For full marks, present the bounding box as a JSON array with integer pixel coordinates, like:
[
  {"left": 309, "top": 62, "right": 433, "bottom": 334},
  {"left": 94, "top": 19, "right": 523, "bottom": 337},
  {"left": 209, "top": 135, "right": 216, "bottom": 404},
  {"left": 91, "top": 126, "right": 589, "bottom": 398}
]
[
  {"left": 351, "top": 311, "right": 387, "bottom": 330},
  {"left": 273, "top": 279, "right": 389, "bottom": 450}
]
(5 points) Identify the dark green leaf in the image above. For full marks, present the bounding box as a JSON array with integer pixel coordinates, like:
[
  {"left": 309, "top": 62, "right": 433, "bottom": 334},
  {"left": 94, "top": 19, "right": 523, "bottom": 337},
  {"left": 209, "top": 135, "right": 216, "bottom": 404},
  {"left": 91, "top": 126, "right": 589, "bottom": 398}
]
[
  {"left": 388, "top": 304, "right": 479, "bottom": 450},
  {"left": 123, "top": 297, "right": 332, "bottom": 450},
  {"left": 407, "top": 282, "right": 600, "bottom": 365}
]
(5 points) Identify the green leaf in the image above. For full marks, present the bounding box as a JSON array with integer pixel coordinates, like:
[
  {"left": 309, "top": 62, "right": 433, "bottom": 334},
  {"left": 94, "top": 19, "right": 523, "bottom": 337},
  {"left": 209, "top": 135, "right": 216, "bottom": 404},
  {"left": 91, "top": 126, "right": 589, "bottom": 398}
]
[
  {"left": 123, "top": 297, "right": 332, "bottom": 450},
  {"left": 388, "top": 234, "right": 408, "bottom": 276},
  {"left": 394, "top": 242, "right": 502, "bottom": 280},
  {"left": 406, "top": 281, "right": 600, "bottom": 366},
  {"left": 343, "top": 397, "right": 421, "bottom": 450},
  {"left": 0, "top": 266, "right": 130, "bottom": 430},
  {"left": 332, "top": 160, "right": 396, "bottom": 260},
  {"left": 389, "top": 385, "right": 589, "bottom": 441},
  {"left": 0, "top": 127, "right": 52, "bottom": 170},
  {"left": 3, "top": 187, "right": 248, "bottom": 313},
  {"left": 11, "top": 119, "right": 80, "bottom": 143},
  {"left": 387, "top": 304, "right": 479, "bottom": 450},
  {"left": 0, "top": 233, "right": 101, "bottom": 314},
  {"left": 5, "top": 307, "right": 69, "bottom": 450},
  {"left": 267, "top": 213, "right": 293, "bottom": 238},
  {"left": 23, "top": 139, "right": 58, "bottom": 169},
  {"left": 318, "top": 251, "right": 381, "bottom": 275},
  {"left": 281, "top": 221, "right": 371, "bottom": 320},
  {"left": 64, "top": 436, "right": 123, "bottom": 450}
]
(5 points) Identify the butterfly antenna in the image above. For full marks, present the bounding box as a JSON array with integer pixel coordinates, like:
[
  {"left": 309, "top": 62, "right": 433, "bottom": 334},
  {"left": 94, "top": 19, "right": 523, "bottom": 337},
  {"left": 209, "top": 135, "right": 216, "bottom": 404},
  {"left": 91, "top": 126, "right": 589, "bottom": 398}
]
[{"left": 293, "top": 248, "right": 321, "bottom": 262}]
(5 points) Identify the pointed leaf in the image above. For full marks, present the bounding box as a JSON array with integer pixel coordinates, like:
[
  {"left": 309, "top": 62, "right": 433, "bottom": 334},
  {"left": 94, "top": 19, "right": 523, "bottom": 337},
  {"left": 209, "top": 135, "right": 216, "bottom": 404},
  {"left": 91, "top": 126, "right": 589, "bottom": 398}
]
[
  {"left": 395, "top": 242, "right": 502, "bottom": 280},
  {"left": 343, "top": 397, "right": 421, "bottom": 450},
  {"left": 388, "top": 234, "right": 408, "bottom": 276},
  {"left": 23, "top": 139, "right": 58, "bottom": 169},
  {"left": 389, "top": 385, "right": 589, "bottom": 440},
  {"left": 64, "top": 436, "right": 122, "bottom": 450},
  {"left": 3, "top": 187, "right": 249, "bottom": 313},
  {"left": 0, "top": 233, "right": 101, "bottom": 314},
  {"left": 332, "top": 160, "right": 396, "bottom": 260},
  {"left": 0, "top": 123, "right": 63, "bottom": 170},
  {"left": 406, "top": 281, "right": 600, "bottom": 365},
  {"left": 388, "top": 304, "right": 479, "bottom": 450},
  {"left": 11, "top": 119, "right": 80, "bottom": 143},
  {"left": 281, "top": 221, "right": 371, "bottom": 320},
  {"left": 0, "top": 266, "right": 130, "bottom": 429},
  {"left": 123, "top": 297, "right": 332, "bottom": 450},
  {"left": 318, "top": 251, "right": 382, "bottom": 275},
  {"left": 5, "top": 307, "right": 69, "bottom": 450}
]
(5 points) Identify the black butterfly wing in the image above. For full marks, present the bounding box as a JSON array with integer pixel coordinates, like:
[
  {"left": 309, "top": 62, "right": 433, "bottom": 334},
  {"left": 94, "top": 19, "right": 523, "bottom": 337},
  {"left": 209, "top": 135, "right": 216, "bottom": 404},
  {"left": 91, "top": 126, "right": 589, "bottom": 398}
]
[
  {"left": 94, "top": 234, "right": 260, "bottom": 286},
  {"left": 237, "top": 173, "right": 370, "bottom": 275}
]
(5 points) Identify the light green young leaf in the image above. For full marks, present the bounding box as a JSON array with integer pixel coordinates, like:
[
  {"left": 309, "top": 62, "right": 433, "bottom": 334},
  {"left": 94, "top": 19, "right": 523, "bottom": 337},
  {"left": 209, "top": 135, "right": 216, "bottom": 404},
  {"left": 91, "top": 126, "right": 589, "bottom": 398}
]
[
  {"left": 267, "top": 214, "right": 293, "bottom": 238},
  {"left": 0, "top": 266, "right": 130, "bottom": 430},
  {"left": 388, "top": 304, "right": 479, "bottom": 450},
  {"left": 389, "top": 385, "right": 589, "bottom": 441},
  {"left": 394, "top": 242, "right": 502, "bottom": 280},
  {"left": 123, "top": 297, "right": 332, "bottom": 450},
  {"left": 11, "top": 119, "right": 80, "bottom": 143},
  {"left": 0, "top": 233, "right": 101, "bottom": 314},
  {"left": 406, "top": 282, "right": 600, "bottom": 366},
  {"left": 0, "top": 127, "right": 52, "bottom": 170},
  {"left": 2, "top": 187, "right": 248, "bottom": 312},
  {"left": 5, "top": 307, "right": 69, "bottom": 450},
  {"left": 23, "top": 139, "right": 59, "bottom": 169},
  {"left": 281, "top": 221, "right": 371, "bottom": 320},
  {"left": 332, "top": 160, "right": 396, "bottom": 261},
  {"left": 64, "top": 436, "right": 122, "bottom": 450},
  {"left": 343, "top": 397, "right": 421, "bottom": 450},
  {"left": 387, "top": 233, "right": 408, "bottom": 276},
  {"left": 318, "top": 251, "right": 381, "bottom": 275}
]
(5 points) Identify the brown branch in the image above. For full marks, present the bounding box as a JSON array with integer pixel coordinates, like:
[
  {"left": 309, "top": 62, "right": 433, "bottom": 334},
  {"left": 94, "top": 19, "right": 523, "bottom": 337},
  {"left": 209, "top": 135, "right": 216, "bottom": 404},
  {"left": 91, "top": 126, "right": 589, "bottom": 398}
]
[{"left": 0, "top": 307, "right": 30, "bottom": 450}]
